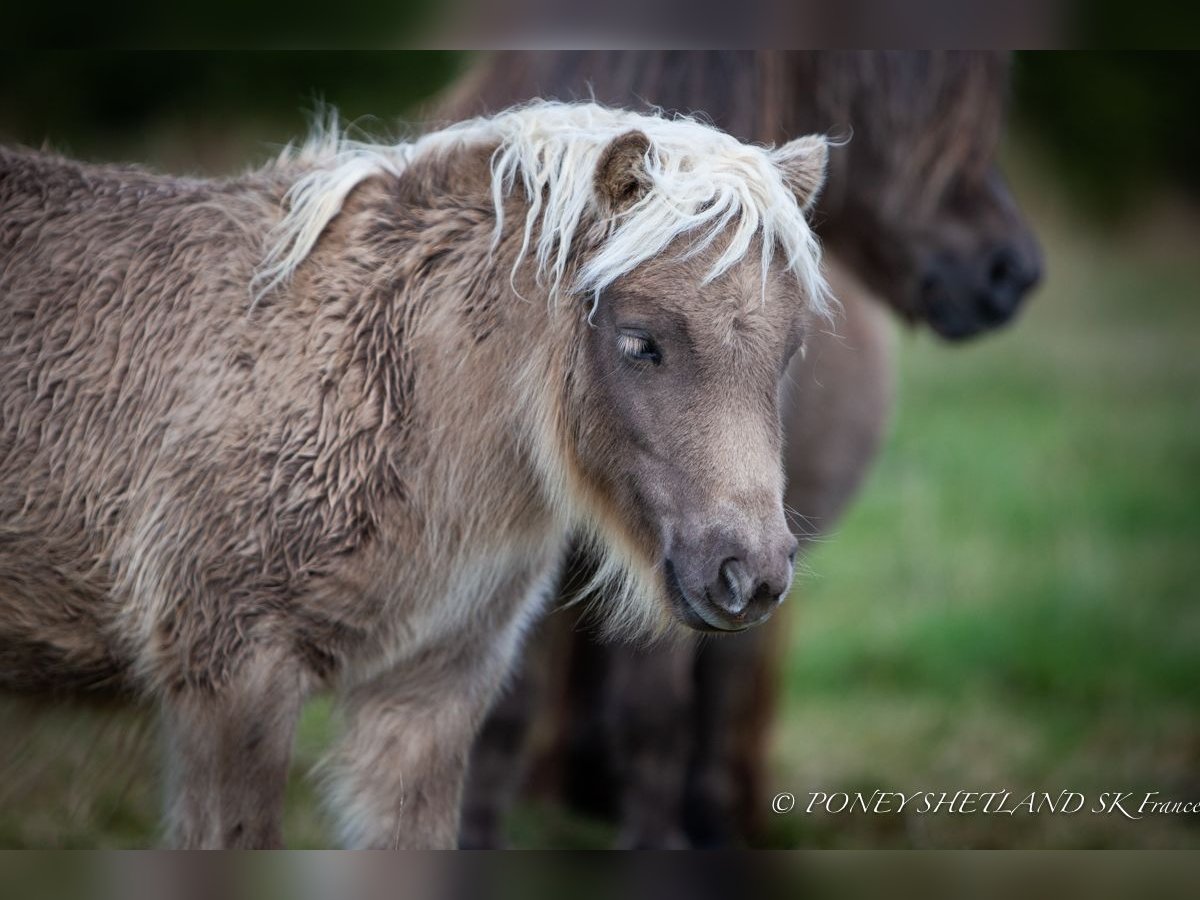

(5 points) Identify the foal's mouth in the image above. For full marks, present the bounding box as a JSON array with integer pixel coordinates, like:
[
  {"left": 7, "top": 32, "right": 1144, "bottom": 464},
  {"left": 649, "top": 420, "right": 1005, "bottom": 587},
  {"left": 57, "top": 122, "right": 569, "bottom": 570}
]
[{"left": 663, "top": 559, "right": 751, "bottom": 634}]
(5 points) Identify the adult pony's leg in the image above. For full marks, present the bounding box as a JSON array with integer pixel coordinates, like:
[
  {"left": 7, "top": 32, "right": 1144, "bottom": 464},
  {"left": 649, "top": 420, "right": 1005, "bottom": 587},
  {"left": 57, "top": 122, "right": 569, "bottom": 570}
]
[
  {"left": 683, "top": 625, "right": 781, "bottom": 846},
  {"left": 683, "top": 261, "right": 896, "bottom": 845},
  {"left": 606, "top": 638, "right": 696, "bottom": 848},
  {"left": 558, "top": 611, "right": 620, "bottom": 819},
  {"left": 162, "top": 648, "right": 307, "bottom": 848}
]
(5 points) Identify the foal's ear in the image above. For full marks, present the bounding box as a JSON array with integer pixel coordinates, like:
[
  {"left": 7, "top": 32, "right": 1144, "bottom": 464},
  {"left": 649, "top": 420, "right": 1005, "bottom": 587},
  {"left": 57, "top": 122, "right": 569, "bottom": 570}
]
[
  {"left": 595, "top": 130, "right": 652, "bottom": 212},
  {"left": 773, "top": 135, "right": 829, "bottom": 214}
]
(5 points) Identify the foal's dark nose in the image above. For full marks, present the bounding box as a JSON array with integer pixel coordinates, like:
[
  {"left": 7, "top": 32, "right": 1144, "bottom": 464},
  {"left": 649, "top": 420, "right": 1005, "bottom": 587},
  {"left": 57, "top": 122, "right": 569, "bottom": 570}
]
[
  {"left": 666, "top": 532, "right": 798, "bottom": 633},
  {"left": 922, "top": 239, "right": 1041, "bottom": 341}
]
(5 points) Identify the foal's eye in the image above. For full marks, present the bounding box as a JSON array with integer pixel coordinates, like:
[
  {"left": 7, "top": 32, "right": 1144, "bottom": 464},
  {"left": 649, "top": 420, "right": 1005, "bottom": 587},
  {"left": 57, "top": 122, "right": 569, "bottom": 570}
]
[{"left": 616, "top": 330, "right": 662, "bottom": 365}]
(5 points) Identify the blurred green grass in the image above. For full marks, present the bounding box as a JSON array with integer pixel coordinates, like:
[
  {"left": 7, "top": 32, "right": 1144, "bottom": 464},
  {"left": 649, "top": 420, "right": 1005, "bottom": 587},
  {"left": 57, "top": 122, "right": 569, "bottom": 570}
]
[
  {"left": 0, "top": 129, "right": 1197, "bottom": 846},
  {"left": 764, "top": 172, "right": 1200, "bottom": 848}
]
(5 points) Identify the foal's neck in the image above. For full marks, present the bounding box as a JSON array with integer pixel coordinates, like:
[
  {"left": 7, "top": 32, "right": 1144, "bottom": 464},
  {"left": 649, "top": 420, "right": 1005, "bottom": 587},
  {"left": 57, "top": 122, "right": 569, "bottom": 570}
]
[{"left": 320, "top": 154, "right": 581, "bottom": 517}]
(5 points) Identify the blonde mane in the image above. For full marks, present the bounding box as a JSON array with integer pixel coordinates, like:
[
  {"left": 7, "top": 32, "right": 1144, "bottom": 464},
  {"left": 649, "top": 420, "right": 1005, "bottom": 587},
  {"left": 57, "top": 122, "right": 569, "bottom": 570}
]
[{"left": 254, "top": 101, "right": 830, "bottom": 318}]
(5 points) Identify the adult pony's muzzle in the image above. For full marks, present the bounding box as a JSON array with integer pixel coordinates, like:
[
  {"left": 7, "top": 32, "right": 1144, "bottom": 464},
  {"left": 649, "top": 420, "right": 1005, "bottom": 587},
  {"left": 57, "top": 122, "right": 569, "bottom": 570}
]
[
  {"left": 921, "top": 235, "right": 1042, "bottom": 341},
  {"left": 664, "top": 530, "right": 798, "bottom": 633}
]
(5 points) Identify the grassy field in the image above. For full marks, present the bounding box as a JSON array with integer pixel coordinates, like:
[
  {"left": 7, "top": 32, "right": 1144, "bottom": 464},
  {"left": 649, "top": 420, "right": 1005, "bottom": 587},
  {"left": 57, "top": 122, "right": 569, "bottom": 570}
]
[
  {"left": 765, "top": 179, "right": 1200, "bottom": 848},
  {"left": 0, "top": 148, "right": 1197, "bottom": 848}
]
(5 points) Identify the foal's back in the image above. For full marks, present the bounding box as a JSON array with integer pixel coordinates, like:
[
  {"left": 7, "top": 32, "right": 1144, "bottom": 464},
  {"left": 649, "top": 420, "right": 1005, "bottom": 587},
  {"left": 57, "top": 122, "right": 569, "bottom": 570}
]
[{"left": 0, "top": 148, "right": 275, "bottom": 690}]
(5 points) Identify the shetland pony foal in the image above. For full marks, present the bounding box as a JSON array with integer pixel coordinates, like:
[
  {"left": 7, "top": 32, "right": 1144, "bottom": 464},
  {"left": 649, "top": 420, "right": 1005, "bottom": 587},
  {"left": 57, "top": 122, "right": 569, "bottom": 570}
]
[{"left": 0, "top": 103, "right": 829, "bottom": 847}]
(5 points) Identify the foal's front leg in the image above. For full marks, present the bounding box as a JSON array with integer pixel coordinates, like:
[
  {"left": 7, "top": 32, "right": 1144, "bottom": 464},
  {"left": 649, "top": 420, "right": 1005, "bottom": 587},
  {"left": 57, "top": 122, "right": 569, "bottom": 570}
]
[
  {"left": 161, "top": 649, "right": 306, "bottom": 848},
  {"left": 326, "top": 643, "right": 516, "bottom": 849}
]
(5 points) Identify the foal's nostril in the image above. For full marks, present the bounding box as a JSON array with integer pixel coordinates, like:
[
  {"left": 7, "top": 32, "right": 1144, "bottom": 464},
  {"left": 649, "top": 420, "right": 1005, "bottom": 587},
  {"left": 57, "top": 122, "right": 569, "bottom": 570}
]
[
  {"left": 716, "top": 557, "right": 750, "bottom": 615},
  {"left": 750, "top": 580, "right": 778, "bottom": 607},
  {"left": 712, "top": 558, "right": 784, "bottom": 620},
  {"left": 666, "top": 549, "right": 791, "bottom": 632}
]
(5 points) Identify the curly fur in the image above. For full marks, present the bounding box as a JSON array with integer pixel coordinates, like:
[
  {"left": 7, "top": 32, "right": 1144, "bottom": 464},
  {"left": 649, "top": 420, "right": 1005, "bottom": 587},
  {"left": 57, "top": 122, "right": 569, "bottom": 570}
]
[{"left": 0, "top": 102, "right": 827, "bottom": 846}]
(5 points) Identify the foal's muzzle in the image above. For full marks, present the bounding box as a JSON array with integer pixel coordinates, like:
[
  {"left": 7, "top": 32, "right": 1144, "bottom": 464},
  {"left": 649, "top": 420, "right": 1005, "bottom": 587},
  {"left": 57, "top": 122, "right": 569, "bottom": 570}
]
[{"left": 664, "top": 530, "right": 798, "bottom": 633}]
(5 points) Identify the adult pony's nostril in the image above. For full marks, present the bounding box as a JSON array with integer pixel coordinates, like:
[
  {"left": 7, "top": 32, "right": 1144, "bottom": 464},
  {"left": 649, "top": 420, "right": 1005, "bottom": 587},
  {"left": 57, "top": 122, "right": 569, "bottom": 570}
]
[
  {"left": 985, "top": 240, "right": 1040, "bottom": 296},
  {"left": 987, "top": 247, "right": 1015, "bottom": 289},
  {"left": 978, "top": 244, "right": 1033, "bottom": 324}
]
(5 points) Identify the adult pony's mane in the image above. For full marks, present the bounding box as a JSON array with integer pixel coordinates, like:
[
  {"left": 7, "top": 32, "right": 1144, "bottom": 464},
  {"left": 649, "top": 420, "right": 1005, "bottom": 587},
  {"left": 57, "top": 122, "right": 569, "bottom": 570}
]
[{"left": 254, "top": 101, "right": 829, "bottom": 316}]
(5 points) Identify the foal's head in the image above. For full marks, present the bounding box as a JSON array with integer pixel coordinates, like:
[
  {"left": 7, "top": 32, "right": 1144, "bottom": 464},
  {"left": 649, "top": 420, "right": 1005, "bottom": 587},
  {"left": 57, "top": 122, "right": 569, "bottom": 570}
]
[
  {"left": 530, "top": 113, "right": 830, "bottom": 635},
  {"left": 257, "top": 102, "right": 830, "bottom": 636},
  {"left": 570, "top": 240, "right": 814, "bottom": 634}
]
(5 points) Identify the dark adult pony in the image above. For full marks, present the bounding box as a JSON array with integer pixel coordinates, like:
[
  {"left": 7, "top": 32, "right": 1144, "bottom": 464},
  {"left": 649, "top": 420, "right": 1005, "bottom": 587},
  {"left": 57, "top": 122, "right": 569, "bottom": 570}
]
[{"left": 438, "top": 51, "right": 1042, "bottom": 848}]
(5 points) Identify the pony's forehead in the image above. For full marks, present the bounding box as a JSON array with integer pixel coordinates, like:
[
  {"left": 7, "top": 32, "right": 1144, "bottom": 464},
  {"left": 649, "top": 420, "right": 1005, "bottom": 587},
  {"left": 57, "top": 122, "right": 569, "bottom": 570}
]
[
  {"left": 612, "top": 232, "right": 804, "bottom": 303},
  {"left": 256, "top": 100, "right": 829, "bottom": 323},
  {"left": 436, "top": 101, "right": 829, "bottom": 313}
]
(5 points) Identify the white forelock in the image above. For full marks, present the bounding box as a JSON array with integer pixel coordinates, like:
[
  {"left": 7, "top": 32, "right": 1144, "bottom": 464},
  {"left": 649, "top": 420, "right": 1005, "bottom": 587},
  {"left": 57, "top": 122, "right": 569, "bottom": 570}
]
[{"left": 254, "top": 101, "right": 830, "bottom": 318}]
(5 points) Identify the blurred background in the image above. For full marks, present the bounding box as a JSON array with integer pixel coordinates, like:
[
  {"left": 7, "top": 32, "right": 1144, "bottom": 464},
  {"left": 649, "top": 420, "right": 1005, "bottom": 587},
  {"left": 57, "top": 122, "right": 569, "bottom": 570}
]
[{"left": 0, "top": 52, "right": 1197, "bottom": 847}]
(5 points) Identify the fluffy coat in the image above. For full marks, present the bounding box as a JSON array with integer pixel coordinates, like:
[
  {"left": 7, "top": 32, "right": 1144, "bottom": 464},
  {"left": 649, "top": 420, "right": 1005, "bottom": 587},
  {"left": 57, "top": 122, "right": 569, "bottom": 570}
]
[{"left": 0, "top": 101, "right": 827, "bottom": 846}]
